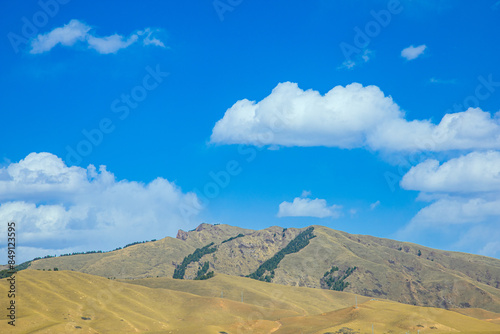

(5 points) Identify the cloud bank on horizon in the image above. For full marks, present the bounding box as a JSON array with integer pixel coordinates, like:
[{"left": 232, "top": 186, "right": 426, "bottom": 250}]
[
  {"left": 0, "top": 152, "right": 200, "bottom": 262},
  {"left": 398, "top": 150, "right": 500, "bottom": 255},
  {"left": 29, "top": 19, "right": 165, "bottom": 54}
]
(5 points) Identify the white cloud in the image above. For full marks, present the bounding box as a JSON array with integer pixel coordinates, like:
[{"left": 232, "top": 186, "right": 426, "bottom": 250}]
[
  {"left": 370, "top": 200, "right": 380, "bottom": 210},
  {"left": 0, "top": 152, "right": 92, "bottom": 201},
  {"left": 399, "top": 201, "right": 500, "bottom": 258},
  {"left": 140, "top": 28, "right": 166, "bottom": 48},
  {"left": 398, "top": 151, "right": 500, "bottom": 257},
  {"left": 210, "top": 82, "right": 500, "bottom": 152},
  {"left": 29, "top": 19, "right": 90, "bottom": 54},
  {"left": 86, "top": 34, "right": 138, "bottom": 54},
  {"left": 211, "top": 82, "right": 403, "bottom": 148},
  {"left": 339, "top": 49, "right": 372, "bottom": 69},
  {"left": 0, "top": 153, "right": 201, "bottom": 262},
  {"left": 277, "top": 196, "right": 342, "bottom": 218},
  {"left": 401, "top": 151, "right": 500, "bottom": 193},
  {"left": 30, "top": 19, "right": 165, "bottom": 54},
  {"left": 407, "top": 197, "right": 500, "bottom": 225},
  {"left": 369, "top": 107, "right": 500, "bottom": 151},
  {"left": 400, "top": 151, "right": 500, "bottom": 226},
  {"left": 401, "top": 44, "right": 427, "bottom": 60}
]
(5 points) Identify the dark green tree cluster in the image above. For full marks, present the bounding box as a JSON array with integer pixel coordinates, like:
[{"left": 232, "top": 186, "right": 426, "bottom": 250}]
[
  {"left": 123, "top": 239, "right": 157, "bottom": 249},
  {"left": 248, "top": 227, "right": 316, "bottom": 282},
  {"left": 322, "top": 266, "right": 357, "bottom": 291},
  {"left": 194, "top": 261, "right": 215, "bottom": 280},
  {"left": 33, "top": 255, "right": 55, "bottom": 261},
  {"left": 173, "top": 242, "right": 217, "bottom": 279},
  {"left": 263, "top": 270, "right": 275, "bottom": 282},
  {"left": 221, "top": 233, "right": 245, "bottom": 244},
  {"left": 0, "top": 261, "right": 32, "bottom": 278},
  {"left": 324, "top": 266, "right": 339, "bottom": 277},
  {"left": 195, "top": 261, "right": 209, "bottom": 278},
  {"left": 195, "top": 271, "right": 214, "bottom": 280},
  {"left": 59, "top": 250, "right": 104, "bottom": 257},
  {"left": 323, "top": 327, "right": 359, "bottom": 334}
]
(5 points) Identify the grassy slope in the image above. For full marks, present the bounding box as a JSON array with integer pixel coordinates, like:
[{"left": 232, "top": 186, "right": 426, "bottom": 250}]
[
  {"left": 274, "top": 225, "right": 500, "bottom": 312},
  {"left": 276, "top": 300, "right": 500, "bottom": 334},
  {"left": 29, "top": 236, "right": 195, "bottom": 279},
  {"left": 1, "top": 270, "right": 499, "bottom": 334},
  {"left": 28, "top": 224, "right": 254, "bottom": 279},
  {"left": 120, "top": 273, "right": 372, "bottom": 316},
  {"left": 0, "top": 270, "right": 294, "bottom": 334},
  {"left": 27, "top": 223, "right": 500, "bottom": 313},
  {"left": 451, "top": 308, "right": 500, "bottom": 325}
]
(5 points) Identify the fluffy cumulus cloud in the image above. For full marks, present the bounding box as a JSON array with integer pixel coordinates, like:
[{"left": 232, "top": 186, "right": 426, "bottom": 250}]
[
  {"left": 211, "top": 82, "right": 402, "bottom": 148},
  {"left": 401, "top": 44, "right": 427, "bottom": 60},
  {"left": 0, "top": 153, "right": 201, "bottom": 262},
  {"left": 401, "top": 151, "right": 500, "bottom": 193},
  {"left": 399, "top": 151, "right": 500, "bottom": 257},
  {"left": 277, "top": 194, "right": 342, "bottom": 218},
  {"left": 210, "top": 82, "right": 500, "bottom": 152},
  {"left": 30, "top": 20, "right": 165, "bottom": 54}
]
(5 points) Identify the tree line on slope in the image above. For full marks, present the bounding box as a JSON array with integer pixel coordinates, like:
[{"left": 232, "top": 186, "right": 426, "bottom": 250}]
[
  {"left": 173, "top": 232, "right": 248, "bottom": 280},
  {"left": 221, "top": 233, "right": 245, "bottom": 244},
  {"left": 173, "top": 242, "right": 217, "bottom": 279},
  {"left": 0, "top": 261, "right": 32, "bottom": 278},
  {"left": 247, "top": 227, "right": 316, "bottom": 282},
  {"left": 32, "top": 239, "right": 158, "bottom": 261}
]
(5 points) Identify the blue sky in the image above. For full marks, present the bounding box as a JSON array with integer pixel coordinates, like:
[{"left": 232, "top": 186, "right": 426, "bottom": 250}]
[{"left": 1, "top": 0, "right": 500, "bottom": 262}]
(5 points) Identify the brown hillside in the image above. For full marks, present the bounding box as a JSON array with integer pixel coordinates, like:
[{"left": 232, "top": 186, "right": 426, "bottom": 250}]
[{"left": 29, "top": 223, "right": 500, "bottom": 313}]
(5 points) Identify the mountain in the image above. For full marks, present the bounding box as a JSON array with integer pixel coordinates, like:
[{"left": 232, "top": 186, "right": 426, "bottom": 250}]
[
  {"left": 1, "top": 270, "right": 500, "bottom": 333},
  {"left": 28, "top": 223, "right": 500, "bottom": 313}
]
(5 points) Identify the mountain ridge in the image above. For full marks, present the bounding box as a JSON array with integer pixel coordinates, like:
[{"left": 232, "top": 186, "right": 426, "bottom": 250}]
[{"left": 28, "top": 223, "right": 500, "bottom": 312}]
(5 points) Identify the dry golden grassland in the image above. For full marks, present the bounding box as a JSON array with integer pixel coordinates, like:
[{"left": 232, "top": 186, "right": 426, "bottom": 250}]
[{"left": 1, "top": 270, "right": 499, "bottom": 334}]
